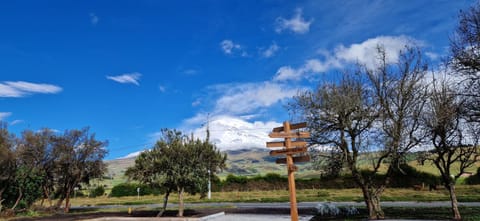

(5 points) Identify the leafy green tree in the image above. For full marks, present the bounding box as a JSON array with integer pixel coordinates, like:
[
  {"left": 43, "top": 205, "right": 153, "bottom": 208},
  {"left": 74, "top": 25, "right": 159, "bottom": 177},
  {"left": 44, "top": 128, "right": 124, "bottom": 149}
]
[
  {"left": 16, "top": 129, "right": 57, "bottom": 207},
  {"left": 52, "top": 128, "right": 108, "bottom": 212},
  {"left": 0, "top": 123, "right": 16, "bottom": 212},
  {"left": 126, "top": 129, "right": 226, "bottom": 217}
]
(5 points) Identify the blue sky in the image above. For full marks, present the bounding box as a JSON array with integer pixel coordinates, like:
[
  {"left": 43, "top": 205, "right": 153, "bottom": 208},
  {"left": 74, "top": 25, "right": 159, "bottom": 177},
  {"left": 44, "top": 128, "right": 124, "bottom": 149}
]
[{"left": 0, "top": 0, "right": 472, "bottom": 159}]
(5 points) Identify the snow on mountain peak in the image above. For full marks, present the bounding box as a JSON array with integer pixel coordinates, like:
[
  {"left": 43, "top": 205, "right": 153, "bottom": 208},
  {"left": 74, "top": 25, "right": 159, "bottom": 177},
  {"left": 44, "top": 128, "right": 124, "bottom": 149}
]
[{"left": 193, "top": 115, "right": 281, "bottom": 151}]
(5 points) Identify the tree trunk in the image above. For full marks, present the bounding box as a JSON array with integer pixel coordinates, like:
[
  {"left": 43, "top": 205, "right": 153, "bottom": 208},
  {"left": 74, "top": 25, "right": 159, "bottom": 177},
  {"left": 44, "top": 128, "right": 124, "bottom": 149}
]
[
  {"left": 56, "top": 196, "right": 65, "bottom": 209},
  {"left": 41, "top": 186, "right": 52, "bottom": 207},
  {"left": 156, "top": 191, "right": 170, "bottom": 217},
  {"left": 64, "top": 186, "right": 72, "bottom": 213},
  {"left": 447, "top": 184, "right": 462, "bottom": 220},
  {"left": 361, "top": 186, "right": 385, "bottom": 220},
  {"left": 177, "top": 187, "right": 184, "bottom": 217},
  {"left": 11, "top": 189, "right": 23, "bottom": 210}
]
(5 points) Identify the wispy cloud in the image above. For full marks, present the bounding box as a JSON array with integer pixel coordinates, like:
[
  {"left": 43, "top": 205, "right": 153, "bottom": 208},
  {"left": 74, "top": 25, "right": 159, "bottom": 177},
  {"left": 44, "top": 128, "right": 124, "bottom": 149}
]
[
  {"left": 220, "top": 39, "right": 247, "bottom": 57},
  {"left": 0, "top": 112, "right": 12, "bottom": 121},
  {"left": 261, "top": 42, "right": 280, "bottom": 58},
  {"left": 0, "top": 81, "right": 62, "bottom": 97},
  {"left": 10, "top": 119, "right": 24, "bottom": 126},
  {"left": 158, "top": 85, "right": 166, "bottom": 93},
  {"left": 209, "top": 81, "right": 299, "bottom": 115},
  {"left": 106, "top": 72, "right": 142, "bottom": 86},
  {"left": 90, "top": 13, "right": 99, "bottom": 25},
  {"left": 274, "top": 35, "right": 416, "bottom": 81},
  {"left": 275, "top": 8, "right": 313, "bottom": 34}
]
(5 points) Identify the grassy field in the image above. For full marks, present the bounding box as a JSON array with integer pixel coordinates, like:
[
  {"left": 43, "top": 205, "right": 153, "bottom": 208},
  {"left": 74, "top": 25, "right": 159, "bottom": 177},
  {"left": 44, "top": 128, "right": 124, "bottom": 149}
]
[{"left": 66, "top": 185, "right": 480, "bottom": 207}]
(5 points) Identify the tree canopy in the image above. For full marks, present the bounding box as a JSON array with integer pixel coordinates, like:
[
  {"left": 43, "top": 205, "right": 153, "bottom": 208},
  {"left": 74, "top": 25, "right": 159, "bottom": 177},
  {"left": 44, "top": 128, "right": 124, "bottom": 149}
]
[{"left": 126, "top": 128, "right": 227, "bottom": 217}]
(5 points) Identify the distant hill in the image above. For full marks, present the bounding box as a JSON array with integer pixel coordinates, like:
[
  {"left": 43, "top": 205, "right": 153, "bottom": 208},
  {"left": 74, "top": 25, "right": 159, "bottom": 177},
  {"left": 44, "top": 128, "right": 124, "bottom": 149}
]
[
  {"left": 105, "top": 148, "right": 317, "bottom": 185},
  {"left": 105, "top": 148, "right": 480, "bottom": 187}
]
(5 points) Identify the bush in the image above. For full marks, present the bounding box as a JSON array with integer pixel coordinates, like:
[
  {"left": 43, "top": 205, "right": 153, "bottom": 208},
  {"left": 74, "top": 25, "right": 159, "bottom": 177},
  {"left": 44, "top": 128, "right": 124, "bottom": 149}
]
[
  {"left": 225, "top": 174, "right": 248, "bottom": 184},
  {"left": 466, "top": 167, "right": 480, "bottom": 185},
  {"left": 110, "top": 183, "right": 157, "bottom": 197},
  {"left": 389, "top": 164, "right": 440, "bottom": 188},
  {"left": 89, "top": 185, "right": 105, "bottom": 198}
]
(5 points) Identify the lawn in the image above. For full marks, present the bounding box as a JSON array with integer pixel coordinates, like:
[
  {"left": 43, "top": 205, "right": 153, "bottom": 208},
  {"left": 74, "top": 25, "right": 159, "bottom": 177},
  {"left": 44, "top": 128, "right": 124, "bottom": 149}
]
[{"left": 66, "top": 185, "right": 480, "bottom": 207}]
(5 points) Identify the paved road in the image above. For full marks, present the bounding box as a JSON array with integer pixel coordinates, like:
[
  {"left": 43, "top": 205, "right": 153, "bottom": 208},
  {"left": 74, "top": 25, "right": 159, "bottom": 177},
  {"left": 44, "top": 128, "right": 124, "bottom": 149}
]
[{"left": 72, "top": 201, "right": 480, "bottom": 210}]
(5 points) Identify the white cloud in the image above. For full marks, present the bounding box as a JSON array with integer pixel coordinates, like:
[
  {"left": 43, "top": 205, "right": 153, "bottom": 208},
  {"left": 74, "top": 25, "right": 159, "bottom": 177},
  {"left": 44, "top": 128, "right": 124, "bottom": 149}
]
[
  {"left": 220, "top": 40, "right": 241, "bottom": 54},
  {"left": 191, "top": 99, "right": 201, "bottom": 107},
  {"left": 274, "top": 58, "right": 339, "bottom": 81},
  {"left": 90, "top": 13, "right": 99, "bottom": 25},
  {"left": 275, "top": 8, "right": 313, "bottom": 34},
  {"left": 158, "top": 85, "right": 166, "bottom": 93},
  {"left": 10, "top": 120, "right": 24, "bottom": 126},
  {"left": 334, "top": 35, "right": 415, "bottom": 69},
  {"left": 261, "top": 42, "right": 280, "bottom": 58},
  {"left": 0, "top": 112, "right": 12, "bottom": 121},
  {"left": 183, "top": 69, "right": 198, "bottom": 75},
  {"left": 0, "top": 81, "right": 62, "bottom": 97},
  {"left": 425, "top": 52, "right": 439, "bottom": 60},
  {"left": 212, "top": 82, "right": 299, "bottom": 115},
  {"left": 220, "top": 39, "right": 247, "bottom": 56},
  {"left": 274, "top": 35, "right": 417, "bottom": 81},
  {"left": 106, "top": 72, "right": 142, "bottom": 85}
]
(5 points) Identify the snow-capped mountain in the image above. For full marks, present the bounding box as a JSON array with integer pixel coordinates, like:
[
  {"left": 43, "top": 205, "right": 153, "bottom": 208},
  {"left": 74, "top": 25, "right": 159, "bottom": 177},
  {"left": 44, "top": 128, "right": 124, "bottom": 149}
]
[
  {"left": 118, "top": 115, "right": 283, "bottom": 159},
  {"left": 192, "top": 115, "right": 281, "bottom": 151}
]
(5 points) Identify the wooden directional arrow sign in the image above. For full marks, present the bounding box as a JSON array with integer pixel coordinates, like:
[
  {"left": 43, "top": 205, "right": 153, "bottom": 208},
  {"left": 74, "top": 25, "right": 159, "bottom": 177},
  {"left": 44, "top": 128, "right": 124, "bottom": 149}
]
[
  {"left": 272, "top": 122, "right": 307, "bottom": 132},
  {"left": 275, "top": 155, "right": 311, "bottom": 164},
  {"left": 270, "top": 146, "right": 308, "bottom": 156},
  {"left": 266, "top": 141, "right": 307, "bottom": 148},
  {"left": 268, "top": 131, "right": 310, "bottom": 139}
]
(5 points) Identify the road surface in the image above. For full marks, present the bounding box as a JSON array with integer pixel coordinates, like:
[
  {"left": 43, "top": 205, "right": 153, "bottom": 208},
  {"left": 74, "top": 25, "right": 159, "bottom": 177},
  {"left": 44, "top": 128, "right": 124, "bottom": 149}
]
[{"left": 72, "top": 201, "right": 480, "bottom": 210}]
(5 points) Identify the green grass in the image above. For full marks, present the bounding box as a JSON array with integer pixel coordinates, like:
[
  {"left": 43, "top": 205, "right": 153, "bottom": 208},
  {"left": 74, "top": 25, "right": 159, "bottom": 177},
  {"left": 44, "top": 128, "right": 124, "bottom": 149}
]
[{"left": 64, "top": 185, "right": 480, "bottom": 207}]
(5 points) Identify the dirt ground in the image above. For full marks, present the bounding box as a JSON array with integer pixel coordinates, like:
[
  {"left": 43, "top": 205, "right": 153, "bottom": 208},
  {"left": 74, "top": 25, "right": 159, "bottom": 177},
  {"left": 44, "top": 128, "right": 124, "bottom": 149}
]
[{"left": 9, "top": 208, "right": 317, "bottom": 221}]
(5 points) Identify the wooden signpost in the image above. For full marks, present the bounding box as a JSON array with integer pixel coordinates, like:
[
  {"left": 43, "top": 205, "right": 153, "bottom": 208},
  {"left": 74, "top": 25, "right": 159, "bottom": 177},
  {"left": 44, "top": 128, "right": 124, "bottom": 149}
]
[{"left": 266, "top": 121, "right": 310, "bottom": 221}]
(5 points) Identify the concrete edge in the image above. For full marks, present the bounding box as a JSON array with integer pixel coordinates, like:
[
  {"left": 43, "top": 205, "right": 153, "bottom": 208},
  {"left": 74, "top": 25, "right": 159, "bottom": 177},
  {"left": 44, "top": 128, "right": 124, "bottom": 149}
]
[
  {"left": 200, "top": 212, "right": 225, "bottom": 220},
  {"left": 80, "top": 212, "right": 225, "bottom": 221}
]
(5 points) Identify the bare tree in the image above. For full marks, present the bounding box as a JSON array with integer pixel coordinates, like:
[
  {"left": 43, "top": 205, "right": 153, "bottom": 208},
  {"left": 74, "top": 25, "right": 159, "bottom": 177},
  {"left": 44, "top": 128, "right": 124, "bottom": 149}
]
[
  {"left": 420, "top": 78, "right": 480, "bottom": 220},
  {"left": 450, "top": 2, "right": 480, "bottom": 122},
  {"left": 365, "top": 45, "right": 428, "bottom": 178},
  {"left": 291, "top": 45, "right": 428, "bottom": 219},
  {"left": 291, "top": 72, "right": 386, "bottom": 219}
]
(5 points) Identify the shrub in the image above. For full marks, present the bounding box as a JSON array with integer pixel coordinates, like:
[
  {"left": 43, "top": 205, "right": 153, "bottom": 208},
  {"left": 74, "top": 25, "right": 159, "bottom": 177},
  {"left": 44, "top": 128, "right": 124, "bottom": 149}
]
[
  {"left": 110, "top": 183, "right": 156, "bottom": 197},
  {"left": 89, "top": 185, "right": 105, "bottom": 198},
  {"left": 225, "top": 174, "right": 248, "bottom": 184},
  {"left": 466, "top": 167, "right": 480, "bottom": 185}
]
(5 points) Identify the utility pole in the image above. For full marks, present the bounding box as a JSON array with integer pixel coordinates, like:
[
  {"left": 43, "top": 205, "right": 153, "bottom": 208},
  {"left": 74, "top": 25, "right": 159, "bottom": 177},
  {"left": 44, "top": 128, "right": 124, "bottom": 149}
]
[{"left": 206, "top": 113, "right": 211, "bottom": 200}]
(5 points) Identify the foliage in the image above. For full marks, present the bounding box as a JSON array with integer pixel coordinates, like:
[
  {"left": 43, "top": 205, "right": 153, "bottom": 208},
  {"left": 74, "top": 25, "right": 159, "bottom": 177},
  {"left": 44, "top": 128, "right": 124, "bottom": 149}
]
[
  {"left": 51, "top": 128, "right": 108, "bottom": 212},
  {"left": 225, "top": 174, "right": 248, "bottom": 184},
  {"left": 89, "top": 185, "right": 105, "bottom": 198},
  {"left": 126, "top": 128, "right": 227, "bottom": 217},
  {"left": 466, "top": 167, "right": 480, "bottom": 185},
  {"left": 110, "top": 183, "right": 156, "bottom": 197},
  {"left": 0, "top": 124, "right": 108, "bottom": 214}
]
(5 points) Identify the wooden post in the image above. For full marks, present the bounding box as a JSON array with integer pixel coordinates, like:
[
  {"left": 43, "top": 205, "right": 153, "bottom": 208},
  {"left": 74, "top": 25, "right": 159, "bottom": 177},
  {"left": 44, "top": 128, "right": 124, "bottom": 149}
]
[
  {"left": 266, "top": 121, "right": 309, "bottom": 221},
  {"left": 284, "top": 121, "right": 298, "bottom": 221}
]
